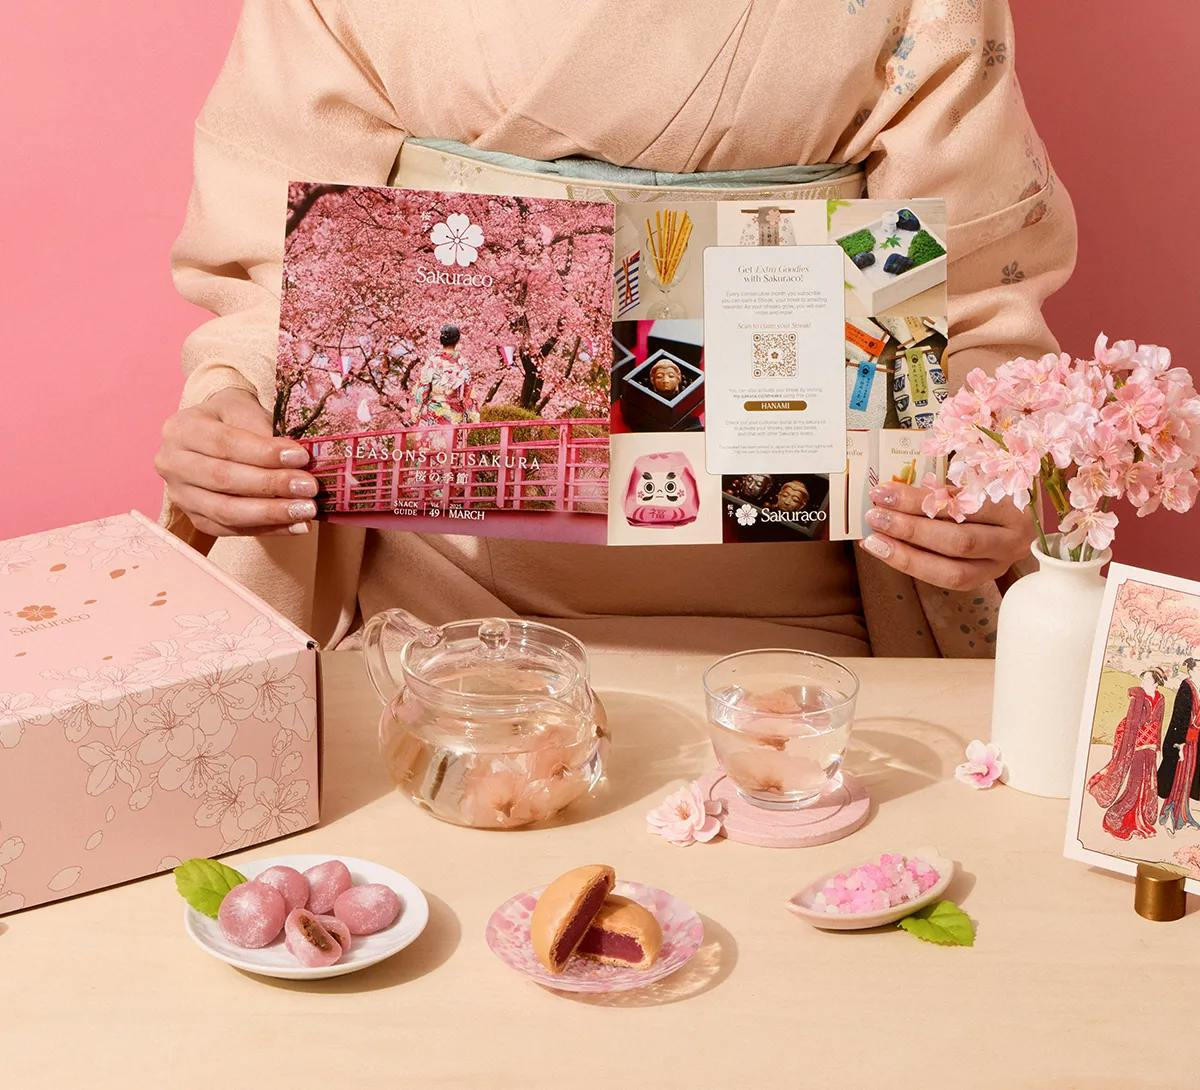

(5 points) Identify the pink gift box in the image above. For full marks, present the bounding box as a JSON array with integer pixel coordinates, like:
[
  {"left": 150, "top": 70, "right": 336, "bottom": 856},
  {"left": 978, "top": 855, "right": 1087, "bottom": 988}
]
[{"left": 0, "top": 512, "right": 319, "bottom": 914}]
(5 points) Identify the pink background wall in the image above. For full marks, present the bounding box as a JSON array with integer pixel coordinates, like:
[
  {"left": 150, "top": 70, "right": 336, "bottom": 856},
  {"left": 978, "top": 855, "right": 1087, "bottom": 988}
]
[{"left": 2, "top": 2, "right": 1196, "bottom": 577}]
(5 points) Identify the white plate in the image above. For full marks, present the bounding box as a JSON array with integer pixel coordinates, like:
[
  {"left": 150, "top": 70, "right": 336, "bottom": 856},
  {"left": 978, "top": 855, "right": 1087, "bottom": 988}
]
[
  {"left": 785, "top": 845, "right": 954, "bottom": 931},
  {"left": 184, "top": 853, "right": 429, "bottom": 980}
]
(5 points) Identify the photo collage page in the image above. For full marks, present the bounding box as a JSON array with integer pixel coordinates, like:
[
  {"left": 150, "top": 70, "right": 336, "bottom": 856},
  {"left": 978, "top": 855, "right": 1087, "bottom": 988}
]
[{"left": 607, "top": 197, "right": 948, "bottom": 545}]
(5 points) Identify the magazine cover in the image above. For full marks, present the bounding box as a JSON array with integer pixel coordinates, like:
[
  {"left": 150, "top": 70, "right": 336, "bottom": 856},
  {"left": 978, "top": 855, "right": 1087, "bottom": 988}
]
[
  {"left": 276, "top": 186, "right": 948, "bottom": 546},
  {"left": 276, "top": 184, "right": 615, "bottom": 544}
]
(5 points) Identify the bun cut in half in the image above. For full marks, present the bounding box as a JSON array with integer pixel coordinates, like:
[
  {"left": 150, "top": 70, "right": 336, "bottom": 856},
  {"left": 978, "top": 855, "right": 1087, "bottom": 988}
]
[
  {"left": 530, "top": 865, "right": 616, "bottom": 973},
  {"left": 577, "top": 895, "right": 662, "bottom": 970}
]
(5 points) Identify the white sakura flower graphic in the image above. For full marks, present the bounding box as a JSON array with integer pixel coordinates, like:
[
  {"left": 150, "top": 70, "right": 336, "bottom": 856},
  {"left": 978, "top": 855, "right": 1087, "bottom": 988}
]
[
  {"left": 735, "top": 503, "right": 758, "bottom": 527},
  {"left": 431, "top": 213, "right": 484, "bottom": 267}
]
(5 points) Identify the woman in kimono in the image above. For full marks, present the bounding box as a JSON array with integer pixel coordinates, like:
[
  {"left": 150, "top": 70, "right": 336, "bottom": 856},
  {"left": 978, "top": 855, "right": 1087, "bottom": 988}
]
[
  {"left": 1157, "top": 657, "right": 1200, "bottom": 834},
  {"left": 410, "top": 325, "right": 480, "bottom": 428},
  {"left": 155, "top": 1, "right": 1076, "bottom": 655},
  {"left": 1088, "top": 667, "right": 1167, "bottom": 842}
]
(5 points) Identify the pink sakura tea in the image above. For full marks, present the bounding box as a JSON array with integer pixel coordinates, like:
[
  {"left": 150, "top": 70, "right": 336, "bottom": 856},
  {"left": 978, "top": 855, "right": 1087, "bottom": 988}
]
[
  {"left": 703, "top": 651, "right": 858, "bottom": 809},
  {"left": 379, "top": 674, "right": 605, "bottom": 830}
]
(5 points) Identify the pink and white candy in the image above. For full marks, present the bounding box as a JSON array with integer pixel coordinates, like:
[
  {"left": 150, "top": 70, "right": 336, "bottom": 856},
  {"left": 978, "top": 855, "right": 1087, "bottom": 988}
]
[{"left": 811, "top": 853, "right": 940, "bottom": 916}]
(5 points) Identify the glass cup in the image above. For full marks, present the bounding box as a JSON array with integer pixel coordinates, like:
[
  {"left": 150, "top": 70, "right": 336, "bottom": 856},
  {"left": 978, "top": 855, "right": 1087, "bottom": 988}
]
[{"left": 702, "top": 649, "right": 859, "bottom": 809}]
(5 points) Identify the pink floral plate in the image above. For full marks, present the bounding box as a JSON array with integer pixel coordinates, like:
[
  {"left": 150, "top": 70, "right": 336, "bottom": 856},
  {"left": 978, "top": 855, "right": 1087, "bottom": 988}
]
[{"left": 485, "top": 879, "right": 703, "bottom": 992}]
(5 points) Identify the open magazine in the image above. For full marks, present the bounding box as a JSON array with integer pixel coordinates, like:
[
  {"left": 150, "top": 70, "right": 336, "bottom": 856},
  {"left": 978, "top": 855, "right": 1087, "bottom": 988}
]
[{"left": 275, "top": 183, "right": 947, "bottom": 545}]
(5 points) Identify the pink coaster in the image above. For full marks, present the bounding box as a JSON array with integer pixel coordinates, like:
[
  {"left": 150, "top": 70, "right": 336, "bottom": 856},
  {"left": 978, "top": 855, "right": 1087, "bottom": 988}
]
[{"left": 696, "top": 770, "right": 870, "bottom": 848}]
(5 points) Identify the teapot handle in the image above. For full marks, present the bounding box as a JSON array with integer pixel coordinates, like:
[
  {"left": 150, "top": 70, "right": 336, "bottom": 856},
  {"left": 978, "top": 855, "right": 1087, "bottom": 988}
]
[{"left": 362, "top": 609, "right": 443, "bottom": 706}]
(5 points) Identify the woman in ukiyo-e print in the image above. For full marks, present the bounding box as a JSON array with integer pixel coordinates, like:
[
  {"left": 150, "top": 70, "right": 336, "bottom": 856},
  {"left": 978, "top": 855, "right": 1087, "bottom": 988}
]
[
  {"left": 1157, "top": 658, "right": 1200, "bottom": 835},
  {"left": 1087, "top": 667, "right": 1167, "bottom": 842}
]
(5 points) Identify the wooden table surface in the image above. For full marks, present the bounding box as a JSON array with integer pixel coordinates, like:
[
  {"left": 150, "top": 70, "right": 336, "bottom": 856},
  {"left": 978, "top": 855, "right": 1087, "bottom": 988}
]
[{"left": 5, "top": 651, "right": 1193, "bottom": 1089}]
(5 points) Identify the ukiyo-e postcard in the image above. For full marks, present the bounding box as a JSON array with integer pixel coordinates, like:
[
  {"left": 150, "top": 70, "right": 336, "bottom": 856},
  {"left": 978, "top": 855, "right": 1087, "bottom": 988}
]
[
  {"left": 1065, "top": 564, "right": 1200, "bottom": 890},
  {"left": 275, "top": 184, "right": 616, "bottom": 544}
]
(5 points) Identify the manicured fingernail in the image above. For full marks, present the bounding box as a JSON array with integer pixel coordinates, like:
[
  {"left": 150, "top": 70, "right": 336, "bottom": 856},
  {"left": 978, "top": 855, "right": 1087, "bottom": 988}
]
[
  {"left": 280, "top": 448, "right": 309, "bottom": 468},
  {"left": 289, "top": 478, "right": 318, "bottom": 498},
  {"left": 866, "top": 507, "right": 890, "bottom": 530},
  {"left": 869, "top": 486, "right": 897, "bottom": 506},
  {"left": 861, "top": 534, "right": 892, "bottom": 559},
  {"left": 287, "top": 501, "right": 317, "bottom": 520},
  {"left": 288, "top": 522, "right": 310, "bottom": 535}
]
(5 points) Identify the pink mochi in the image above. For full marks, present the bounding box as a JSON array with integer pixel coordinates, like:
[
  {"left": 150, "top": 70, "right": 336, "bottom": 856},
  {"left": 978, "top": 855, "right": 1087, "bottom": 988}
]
[
  {"left": 255, "top": 865, "right": 310, "bottom": 912},
  {"left": 316, "top": 914, "right": 352, "bottom": 954},
  {"left": 303, "top": 859, "right": 352, "bottom": 913},
  {"left": 333, "top": 883, "right": 402, "bottom": 935},
  {"left": 284, "top": 908, "right": 343, "bottom": 968},
  {"left": 218, "top": 881, "right": 287, "bottom": 948}
]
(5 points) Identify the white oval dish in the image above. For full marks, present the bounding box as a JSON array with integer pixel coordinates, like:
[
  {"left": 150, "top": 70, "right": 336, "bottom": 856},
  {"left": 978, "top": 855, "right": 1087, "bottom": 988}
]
[
  {"left": 785, "top": 845, "right": 954, "bottom": 931},
  {"left": 184, "top": 853, "right": 429, "bottom": 980}
]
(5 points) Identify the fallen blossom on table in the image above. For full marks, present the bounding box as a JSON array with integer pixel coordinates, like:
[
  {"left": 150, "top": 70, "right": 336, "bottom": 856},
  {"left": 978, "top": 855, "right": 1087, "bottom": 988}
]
[
  {"left": 646, "top": 780, "right": 723, "bottom": 846},
  {"left": 955, "top": 740, "right": 1003, "bottom": 789}
]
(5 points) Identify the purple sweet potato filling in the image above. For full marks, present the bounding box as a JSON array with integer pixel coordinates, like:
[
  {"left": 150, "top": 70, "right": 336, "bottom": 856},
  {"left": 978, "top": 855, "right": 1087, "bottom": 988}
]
[
  {"left": 550, "top": 882, "right": 609, "bottom": 967},
  {"left": 577, "top": 928, "right": 644, "bottom": 963}
]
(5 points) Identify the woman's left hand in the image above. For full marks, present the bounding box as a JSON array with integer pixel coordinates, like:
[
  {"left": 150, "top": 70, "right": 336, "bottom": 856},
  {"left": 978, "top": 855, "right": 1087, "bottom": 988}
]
[{"left": 859, "top": 483, "right": 1035, "bottom": 592}]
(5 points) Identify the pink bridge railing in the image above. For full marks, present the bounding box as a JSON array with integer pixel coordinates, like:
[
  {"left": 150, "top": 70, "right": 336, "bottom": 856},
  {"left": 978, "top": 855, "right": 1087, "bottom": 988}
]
[{"left": 299, "top": 419, "right": 609, "bottom": 515}]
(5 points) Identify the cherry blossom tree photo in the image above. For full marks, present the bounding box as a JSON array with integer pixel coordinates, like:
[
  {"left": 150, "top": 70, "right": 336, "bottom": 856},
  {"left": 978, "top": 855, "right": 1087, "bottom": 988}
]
[{"left": 275, "top": 184, "right": 614, "bottom": 439}]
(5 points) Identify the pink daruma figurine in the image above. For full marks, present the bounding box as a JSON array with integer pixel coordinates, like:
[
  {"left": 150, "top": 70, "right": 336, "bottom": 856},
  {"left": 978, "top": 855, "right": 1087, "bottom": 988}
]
[{"left": 623, "top": 451, "right": 699, "bottom": 527}]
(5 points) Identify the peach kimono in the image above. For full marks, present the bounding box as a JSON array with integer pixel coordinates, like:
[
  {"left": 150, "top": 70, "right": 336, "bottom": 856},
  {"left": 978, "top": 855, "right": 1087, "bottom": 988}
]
[{"left": 167, "top": 0, "right": 1076, "bottom": 656}]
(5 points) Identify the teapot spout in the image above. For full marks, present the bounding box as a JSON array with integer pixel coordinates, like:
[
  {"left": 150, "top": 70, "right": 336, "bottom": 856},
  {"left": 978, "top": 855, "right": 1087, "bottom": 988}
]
[{"left": 362, "top": 609, "right": 443, "bottom": 705}]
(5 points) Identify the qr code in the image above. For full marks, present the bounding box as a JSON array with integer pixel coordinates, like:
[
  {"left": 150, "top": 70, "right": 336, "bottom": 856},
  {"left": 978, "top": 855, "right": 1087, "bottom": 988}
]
[{"left": 752, "top": 332, "right": 798, "bottom": 378}]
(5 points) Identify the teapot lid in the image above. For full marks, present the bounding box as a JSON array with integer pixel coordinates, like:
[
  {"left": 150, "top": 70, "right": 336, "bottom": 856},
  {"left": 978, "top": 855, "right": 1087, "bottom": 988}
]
[{"left": 399, "top": 616, "right": 589, "bottom": 707}]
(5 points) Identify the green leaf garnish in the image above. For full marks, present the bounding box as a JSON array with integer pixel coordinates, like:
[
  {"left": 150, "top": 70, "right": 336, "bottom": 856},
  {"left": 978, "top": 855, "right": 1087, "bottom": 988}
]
[
  {"left": 174, "top": 858, "right": 247, "bottom": 917},
  {"left": 881, "top": 234, "right": 902, "bottom": 249},
  {"left": 897, "top": 900, "right": 975, "bottom": 946}
]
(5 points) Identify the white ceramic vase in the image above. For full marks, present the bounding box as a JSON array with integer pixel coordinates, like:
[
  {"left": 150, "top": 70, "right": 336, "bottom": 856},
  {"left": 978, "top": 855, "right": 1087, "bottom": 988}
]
[{"left": 990, "top": 534, "right": 1111, "bottom": 798}]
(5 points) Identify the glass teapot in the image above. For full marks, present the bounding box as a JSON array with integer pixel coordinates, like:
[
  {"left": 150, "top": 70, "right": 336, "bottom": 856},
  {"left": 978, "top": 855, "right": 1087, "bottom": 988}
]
[{"left": 364, "top": 610, "right": 608, "bottom": 829}]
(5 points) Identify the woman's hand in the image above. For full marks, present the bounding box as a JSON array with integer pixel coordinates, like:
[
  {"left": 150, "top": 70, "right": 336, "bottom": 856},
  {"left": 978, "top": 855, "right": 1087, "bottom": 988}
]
[
  {"left": 859, "top": 482, "right": 1035, "bottom": 591},
  {"left": 155, "top": 388, "right": 319, "bottom": 537}
]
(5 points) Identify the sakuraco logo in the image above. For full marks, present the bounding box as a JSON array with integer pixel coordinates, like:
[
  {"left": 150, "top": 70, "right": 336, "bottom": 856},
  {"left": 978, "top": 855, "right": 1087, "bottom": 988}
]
[
  {"left": 728, "top": 503, "right": 826, "bottom": 526},
  {"left": 416, "top": 213, "right": 494, "bottom": 287},
  {"left": 431, "top": 213, "right": 484, "bottom": 267}
]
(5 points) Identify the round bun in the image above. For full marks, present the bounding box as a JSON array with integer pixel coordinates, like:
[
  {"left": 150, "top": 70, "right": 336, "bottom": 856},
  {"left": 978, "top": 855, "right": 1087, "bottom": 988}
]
[
  {"left": 576, "top": 894, "right": 663, "bottom": 970},
  {"left": 530, "top": 865, "right": 616, "bottom": 973}
]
